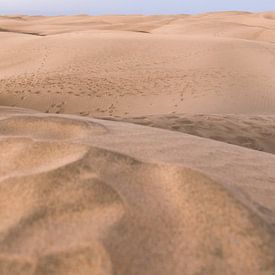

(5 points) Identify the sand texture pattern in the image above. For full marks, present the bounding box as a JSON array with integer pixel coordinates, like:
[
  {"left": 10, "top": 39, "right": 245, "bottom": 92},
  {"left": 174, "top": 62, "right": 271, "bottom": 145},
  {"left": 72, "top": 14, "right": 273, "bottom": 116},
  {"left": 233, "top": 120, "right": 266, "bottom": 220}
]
[
  {"left": 0, "top": 107, "right": 274, "bottom": 274},
  {"left": 106, "top": 114, "right": 275, "bottom": 154},
  {"left": 1, "top": 12, "right": 275, "bottom": 117},
  {"left": 1, "top": 12, "right": 275, "bottom": 274}
]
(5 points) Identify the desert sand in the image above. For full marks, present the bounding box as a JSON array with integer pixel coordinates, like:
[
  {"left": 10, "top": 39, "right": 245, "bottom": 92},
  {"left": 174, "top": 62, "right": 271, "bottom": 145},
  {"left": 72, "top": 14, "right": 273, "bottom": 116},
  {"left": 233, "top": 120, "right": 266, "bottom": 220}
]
[{"left": 0, "top": 12, "right": 275, "bottom": 274}]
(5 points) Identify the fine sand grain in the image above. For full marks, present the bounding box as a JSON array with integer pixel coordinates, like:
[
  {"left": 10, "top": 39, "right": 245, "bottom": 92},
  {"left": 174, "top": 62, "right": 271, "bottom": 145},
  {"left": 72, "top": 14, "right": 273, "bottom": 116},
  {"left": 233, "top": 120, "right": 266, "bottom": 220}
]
[
  {"left": 0, "top": 107, "right": 275, "bottom": 275},
  {"left": 0, "top": 12, "right": 275, "bottom": 274},
  {"left": 105, "top": 114, "right": 275, "bottom": 154}
]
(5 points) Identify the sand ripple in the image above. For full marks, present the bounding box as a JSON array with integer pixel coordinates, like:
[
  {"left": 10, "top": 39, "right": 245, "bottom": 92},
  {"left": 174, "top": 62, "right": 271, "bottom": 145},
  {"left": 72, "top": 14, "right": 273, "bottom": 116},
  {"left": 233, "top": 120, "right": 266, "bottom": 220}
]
[{"left": 0, "top": 107, "right": 274, "bottom": 274}]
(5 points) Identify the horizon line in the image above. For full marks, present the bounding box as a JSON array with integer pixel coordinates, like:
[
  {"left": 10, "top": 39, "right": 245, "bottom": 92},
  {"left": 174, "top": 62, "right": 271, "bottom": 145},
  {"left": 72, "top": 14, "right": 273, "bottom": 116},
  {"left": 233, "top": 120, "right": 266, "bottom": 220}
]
[{"left": 1, "top": 10, "right": 274, "bottom": 17}]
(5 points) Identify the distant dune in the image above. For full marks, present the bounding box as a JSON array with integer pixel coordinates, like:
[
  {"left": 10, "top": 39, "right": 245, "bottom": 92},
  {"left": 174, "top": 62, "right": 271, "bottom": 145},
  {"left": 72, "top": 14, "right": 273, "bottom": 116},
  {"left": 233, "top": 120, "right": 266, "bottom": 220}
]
[
  {"left": 0, "top": 12, "right": 275, "bottom": 274},
  {"left": 1, "top": 12, "right": 275, "bottom": 117}
]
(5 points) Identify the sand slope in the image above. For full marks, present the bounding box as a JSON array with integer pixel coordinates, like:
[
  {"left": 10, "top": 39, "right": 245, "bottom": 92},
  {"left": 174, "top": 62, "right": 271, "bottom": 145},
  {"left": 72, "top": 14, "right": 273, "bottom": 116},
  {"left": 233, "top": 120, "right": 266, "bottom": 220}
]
[
  {"left": 107, "top": 114, "right": 275, "bottom": 154},
  {"left": 1, "top": 12, "right": 275, "bottom": 274},
  {"left": 0, "top": 106, "right": 275, "bottom": 275},
  {"left": 1, "top": 13, "right": 275, "bottom": 116}
]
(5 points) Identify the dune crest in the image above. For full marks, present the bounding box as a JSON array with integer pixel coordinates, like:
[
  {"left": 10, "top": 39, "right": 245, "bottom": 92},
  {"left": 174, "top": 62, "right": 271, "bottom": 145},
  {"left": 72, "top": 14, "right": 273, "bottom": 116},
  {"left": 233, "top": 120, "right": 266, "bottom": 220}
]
[
  {"left": 0, "top": 107, "right": 274, "bottom": 274},
  {"left": 1, "top": 12, "right": 275, "bottom": 117},
  {"left": 107, "top": 114, "right": 275, "bottom": 154},
  {"left": 1, "top": 11, "right": 275, "bottom": 274}
]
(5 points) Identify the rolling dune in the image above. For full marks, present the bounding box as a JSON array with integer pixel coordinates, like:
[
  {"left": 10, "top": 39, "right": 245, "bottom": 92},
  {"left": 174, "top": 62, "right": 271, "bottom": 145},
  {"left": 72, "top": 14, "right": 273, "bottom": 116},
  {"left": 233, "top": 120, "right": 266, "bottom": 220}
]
[
  {"left": 0, "top": 107, "right": 275, "bottom": 275},
  {"left": 1, "top": 13, "right": 275, "bottom": 116},
  {"left": 1, "top": 12, "right": 275, "bottom": 274},
  {"left": 106, "top": 114, "right": 275, "bottom": 154}
]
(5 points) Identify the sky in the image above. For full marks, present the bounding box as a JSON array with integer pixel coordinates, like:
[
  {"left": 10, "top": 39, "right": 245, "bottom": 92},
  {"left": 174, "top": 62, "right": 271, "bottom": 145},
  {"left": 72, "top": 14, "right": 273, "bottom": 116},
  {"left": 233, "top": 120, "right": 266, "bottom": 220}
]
[{"left": 0, "top": 0, "right": 274, "bottom": 16}]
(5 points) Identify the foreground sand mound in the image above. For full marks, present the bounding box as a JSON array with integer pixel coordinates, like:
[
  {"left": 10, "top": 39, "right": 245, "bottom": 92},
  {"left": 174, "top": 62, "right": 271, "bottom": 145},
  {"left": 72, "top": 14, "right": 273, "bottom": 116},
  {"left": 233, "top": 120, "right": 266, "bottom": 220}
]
[
  {"left": 0, "top": 107, "right": 275, "bottom": 274},
  {"left": 107, "top": 114, "right": 275, "bottom": 154}
]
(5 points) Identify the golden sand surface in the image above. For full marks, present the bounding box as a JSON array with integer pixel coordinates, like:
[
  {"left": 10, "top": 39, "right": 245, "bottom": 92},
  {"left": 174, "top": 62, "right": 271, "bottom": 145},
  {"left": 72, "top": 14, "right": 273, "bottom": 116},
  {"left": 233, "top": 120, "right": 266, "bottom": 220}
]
[{"left": 1, "top": 12, "right": 275, "bottom": 274}]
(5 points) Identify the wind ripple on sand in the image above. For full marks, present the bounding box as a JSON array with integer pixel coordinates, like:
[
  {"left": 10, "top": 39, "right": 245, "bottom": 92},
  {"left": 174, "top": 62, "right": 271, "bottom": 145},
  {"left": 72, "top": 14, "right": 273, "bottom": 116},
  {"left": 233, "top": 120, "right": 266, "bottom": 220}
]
[
  {"left": 0, "top": 107, "right": 274, "bottom": 274},
  {"left": 107, "top": 114, "right": 275, "bottom": 154}
]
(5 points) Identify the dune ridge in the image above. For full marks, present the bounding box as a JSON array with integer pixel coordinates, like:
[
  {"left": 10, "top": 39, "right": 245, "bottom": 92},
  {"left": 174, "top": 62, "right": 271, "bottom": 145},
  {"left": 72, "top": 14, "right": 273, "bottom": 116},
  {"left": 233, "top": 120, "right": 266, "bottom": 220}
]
[
  {"left": 1, "top": 11, "right": 275, "bottom": 274},
  {"left": 105, "top": 114, "right": 275, "bottom": 154},
  {"left": 0, "top": 107, "right": 275, "bottom": 274},
  {"left": 1, "top": 12, "right": 275, "bottom": 117},
  {"left": 1, "top": 12, "right": 275, "bottom": 40}
]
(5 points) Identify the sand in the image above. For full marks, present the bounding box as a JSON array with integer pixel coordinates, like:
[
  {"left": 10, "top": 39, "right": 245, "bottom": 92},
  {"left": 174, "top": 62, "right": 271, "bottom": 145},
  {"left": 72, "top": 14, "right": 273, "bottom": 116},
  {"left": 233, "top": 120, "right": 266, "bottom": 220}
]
[
  {"left": 106, "top": 114, "right": 275, "bottom": 154},
  {"left": 0, "top": 12, "right": 275, "bottom": 274},
  {"left": 1, "top": 12, "right": 275, "bottom": 116}
]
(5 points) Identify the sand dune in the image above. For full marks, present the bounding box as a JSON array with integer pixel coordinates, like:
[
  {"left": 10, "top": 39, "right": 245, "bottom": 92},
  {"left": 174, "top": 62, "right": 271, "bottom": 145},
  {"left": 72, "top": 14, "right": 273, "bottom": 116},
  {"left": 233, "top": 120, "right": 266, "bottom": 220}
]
[
  {"left": 0, "top": 107, "right": 275, "bottom": 275},
  {"left": 1, "top": 12, "right": 275, "bottom": 40},
  {"left": 1, "top": 12, "right": 275, "bottom": 274},
  {"left": 107, "top": 114, "right": 275, "bottom": 154},
  {"left": 1, "top": 13, "right": 275, "bottom": 116}
]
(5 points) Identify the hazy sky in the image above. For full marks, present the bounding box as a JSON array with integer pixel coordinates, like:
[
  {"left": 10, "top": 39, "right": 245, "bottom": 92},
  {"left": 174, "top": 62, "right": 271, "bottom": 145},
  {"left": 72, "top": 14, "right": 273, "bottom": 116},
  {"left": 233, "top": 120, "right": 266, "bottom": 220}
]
[{"left": 0, "top": 0, "right": 274, "bottom": 15}]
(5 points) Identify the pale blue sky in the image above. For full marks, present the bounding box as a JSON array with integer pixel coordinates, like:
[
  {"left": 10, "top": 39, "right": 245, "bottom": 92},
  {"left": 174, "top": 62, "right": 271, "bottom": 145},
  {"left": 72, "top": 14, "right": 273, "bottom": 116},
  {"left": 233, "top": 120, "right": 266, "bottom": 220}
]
[{"left": 0, "top": 0, "right": 274, "bottom": 15}]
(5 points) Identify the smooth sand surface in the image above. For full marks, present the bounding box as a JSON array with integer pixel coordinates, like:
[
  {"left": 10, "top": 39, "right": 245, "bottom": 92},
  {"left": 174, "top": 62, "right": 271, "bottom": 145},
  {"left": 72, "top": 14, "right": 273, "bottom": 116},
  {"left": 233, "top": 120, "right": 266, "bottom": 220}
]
[
  {"left": 1, "top": 12, "right": 275, "bottom": 116},
  {"left": 0, "top": 12, "right": 275, "bottom": 274},
  {"left": 106, "top": 114, "right": 275, "bottom": 154}
]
